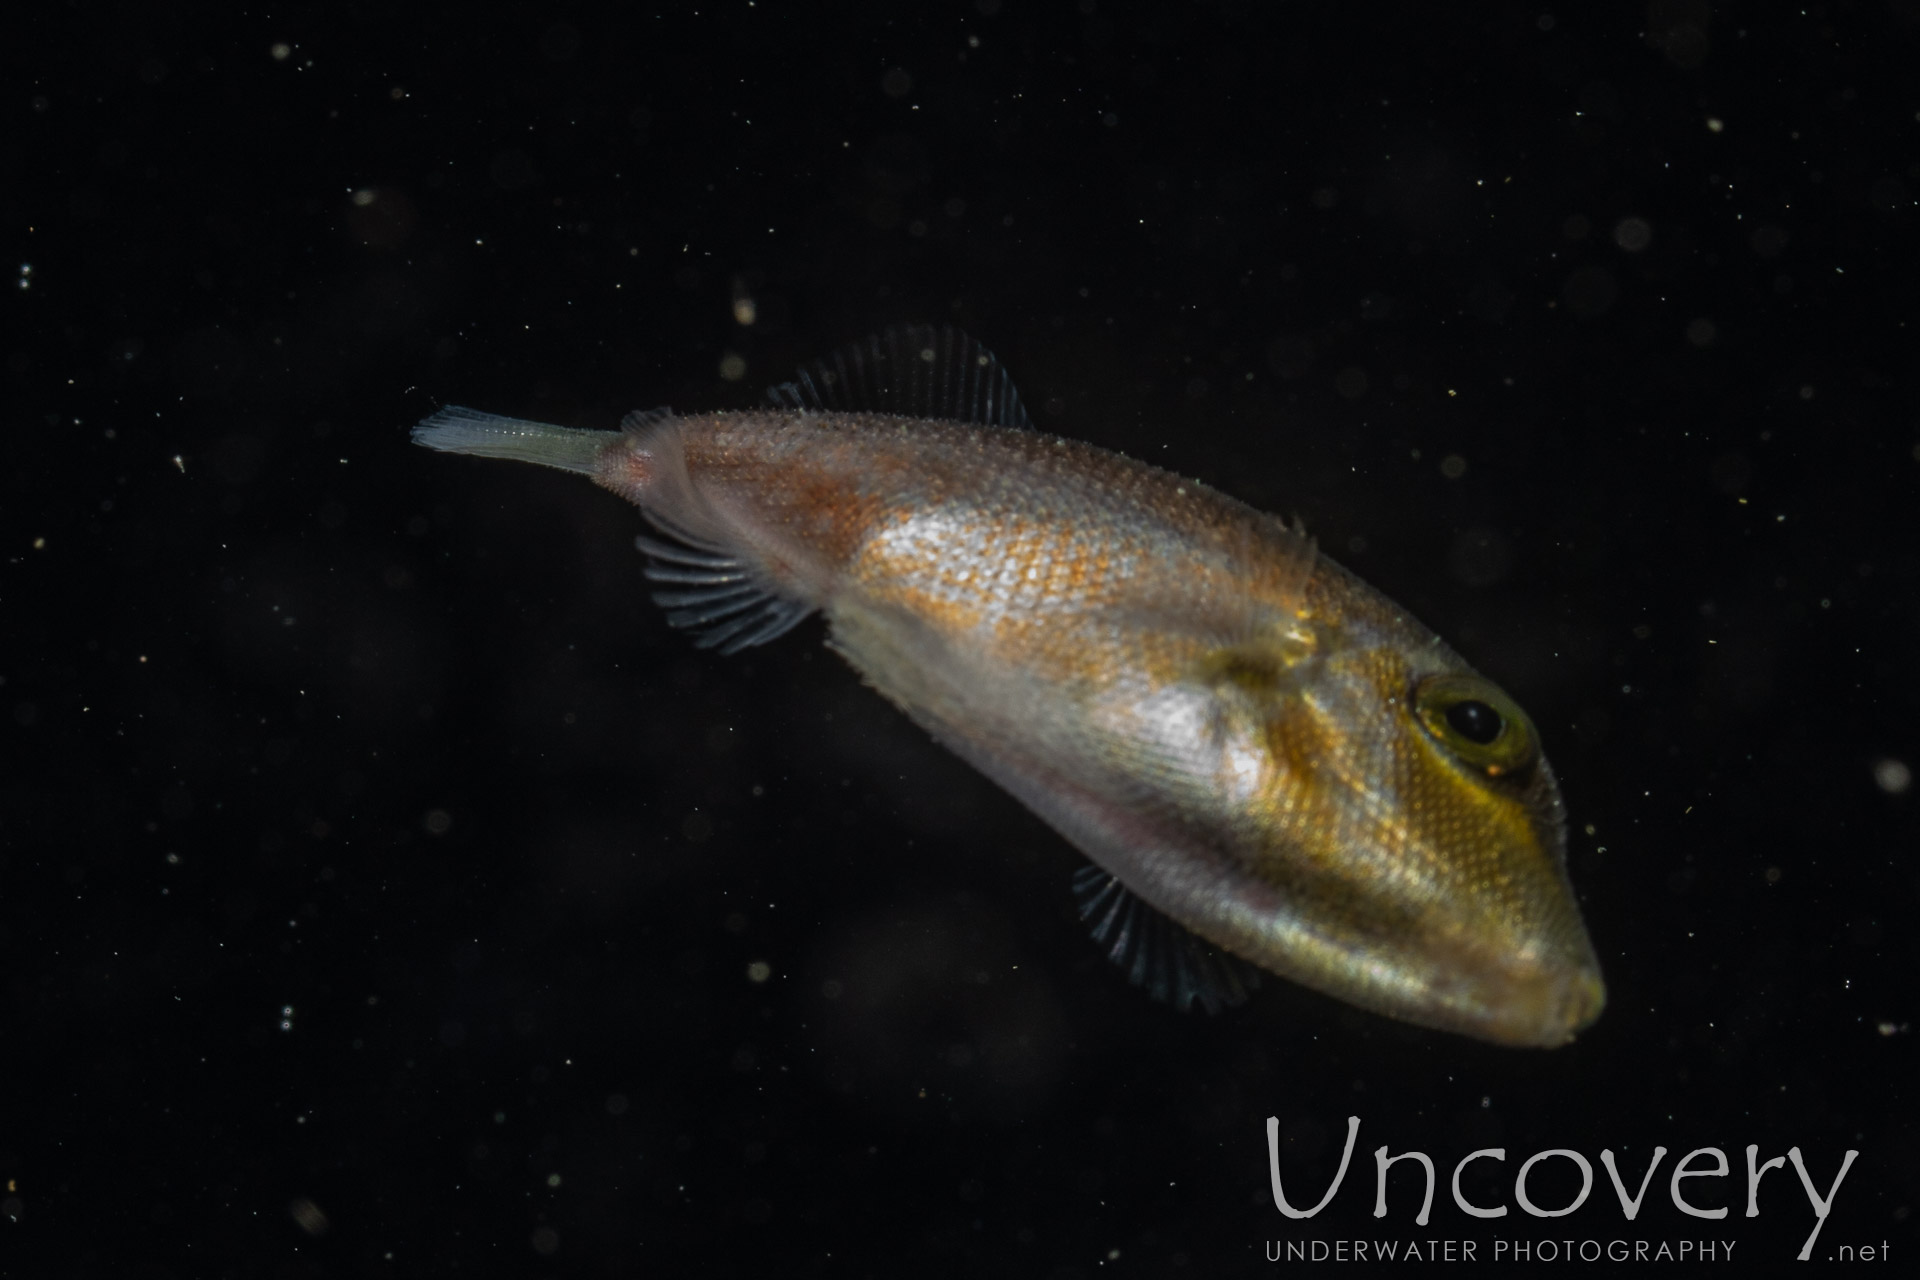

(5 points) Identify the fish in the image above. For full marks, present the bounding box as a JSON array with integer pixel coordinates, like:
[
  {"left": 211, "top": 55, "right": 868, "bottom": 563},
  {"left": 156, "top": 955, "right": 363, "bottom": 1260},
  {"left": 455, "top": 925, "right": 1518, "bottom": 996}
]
[{"left": 412, "top": 326, "right": 1605, "bottom": 1047}]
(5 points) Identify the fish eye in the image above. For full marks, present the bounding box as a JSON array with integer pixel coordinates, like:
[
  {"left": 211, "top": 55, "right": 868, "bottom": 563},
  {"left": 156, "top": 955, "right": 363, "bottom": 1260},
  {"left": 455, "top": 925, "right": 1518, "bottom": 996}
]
[
  {"left": 1444, "top": 699, "right": 1503, "bottom": 744},
  {"left": 1412, "top": 674, "right": 1538, "bottom": 777}
]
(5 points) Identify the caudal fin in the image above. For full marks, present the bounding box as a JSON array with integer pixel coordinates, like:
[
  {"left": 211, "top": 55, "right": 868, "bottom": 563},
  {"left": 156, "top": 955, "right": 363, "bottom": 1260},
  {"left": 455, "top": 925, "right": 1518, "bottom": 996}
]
[{"left": 411, "top": 405, "right": 614, "bottom": 476}]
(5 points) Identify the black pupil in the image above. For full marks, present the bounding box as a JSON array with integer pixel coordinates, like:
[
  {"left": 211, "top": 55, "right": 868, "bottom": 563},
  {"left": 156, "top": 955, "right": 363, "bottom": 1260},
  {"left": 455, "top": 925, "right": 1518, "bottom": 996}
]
[{"left": 1445, "top": 699, "right": 1503, "bottom": 745}]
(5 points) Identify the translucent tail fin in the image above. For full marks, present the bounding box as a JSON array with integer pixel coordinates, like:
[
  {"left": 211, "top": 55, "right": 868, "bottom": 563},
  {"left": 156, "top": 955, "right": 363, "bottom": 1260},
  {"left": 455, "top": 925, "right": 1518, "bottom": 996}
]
[{"left": 411, "top": 405, "right": 614, "bottom": 476}]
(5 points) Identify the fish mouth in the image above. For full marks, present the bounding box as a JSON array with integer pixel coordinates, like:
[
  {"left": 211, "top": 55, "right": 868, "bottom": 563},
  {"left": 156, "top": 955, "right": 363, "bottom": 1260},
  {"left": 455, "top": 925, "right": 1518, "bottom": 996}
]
[{"left": 1425, "top": 944, "right": 1607, "bottom": 1048}]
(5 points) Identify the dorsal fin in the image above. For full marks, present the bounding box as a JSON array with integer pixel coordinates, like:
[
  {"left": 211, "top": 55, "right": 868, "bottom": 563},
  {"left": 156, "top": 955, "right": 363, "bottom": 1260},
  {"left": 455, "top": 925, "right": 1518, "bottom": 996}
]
[
  {"left": 766, "top": 325, "right": 1033, "bottom": 429},
  {"left": 1071, "top": 864, "right": 1262, "bottom": 1015},
  {"left": 620, "top": 406, "right": 676, "bottom": 434}
]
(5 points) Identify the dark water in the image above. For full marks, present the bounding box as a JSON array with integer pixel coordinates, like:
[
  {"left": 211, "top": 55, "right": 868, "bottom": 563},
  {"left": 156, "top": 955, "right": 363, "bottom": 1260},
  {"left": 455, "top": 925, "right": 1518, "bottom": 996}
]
[{"left": 11, "top": 3, "right": 1914, "bottom": 1273}]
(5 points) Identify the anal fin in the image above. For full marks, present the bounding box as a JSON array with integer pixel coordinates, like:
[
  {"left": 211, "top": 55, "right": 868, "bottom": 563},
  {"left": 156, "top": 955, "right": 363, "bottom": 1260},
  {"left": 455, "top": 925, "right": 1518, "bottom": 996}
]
[
  {"left": 634, "top": 533, "right": 814, "bottom": 655},
  {"left": 1071, "top": 864, "right": 1262, "bottom": 1014}
]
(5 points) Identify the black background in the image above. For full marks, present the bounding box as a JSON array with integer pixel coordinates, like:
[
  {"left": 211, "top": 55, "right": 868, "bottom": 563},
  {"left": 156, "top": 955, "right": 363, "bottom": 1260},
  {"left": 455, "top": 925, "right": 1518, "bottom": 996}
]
[{"left": 9, "top": 1, "right": 1917, "bottom": 1274}]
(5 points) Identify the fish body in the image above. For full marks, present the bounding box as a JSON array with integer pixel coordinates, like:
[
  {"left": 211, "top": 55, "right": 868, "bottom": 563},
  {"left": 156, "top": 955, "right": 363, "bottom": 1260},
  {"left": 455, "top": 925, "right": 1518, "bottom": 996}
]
[{"left": 415, "top": 328, "right": 1604, "bottom": 1047}]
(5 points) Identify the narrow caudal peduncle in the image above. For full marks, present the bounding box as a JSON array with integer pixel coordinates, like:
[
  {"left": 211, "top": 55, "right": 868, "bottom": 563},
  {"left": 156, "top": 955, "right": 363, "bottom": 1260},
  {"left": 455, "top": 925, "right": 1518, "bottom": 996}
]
[{"left": 411, "top": 406, "right": 616, "bottom": 476}]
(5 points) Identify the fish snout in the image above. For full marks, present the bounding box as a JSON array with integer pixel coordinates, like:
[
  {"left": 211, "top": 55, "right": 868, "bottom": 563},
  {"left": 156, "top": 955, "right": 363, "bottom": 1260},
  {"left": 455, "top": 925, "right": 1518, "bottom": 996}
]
[{"left": 1450, "top": 942, "right": 1606, "bottom": 1048}]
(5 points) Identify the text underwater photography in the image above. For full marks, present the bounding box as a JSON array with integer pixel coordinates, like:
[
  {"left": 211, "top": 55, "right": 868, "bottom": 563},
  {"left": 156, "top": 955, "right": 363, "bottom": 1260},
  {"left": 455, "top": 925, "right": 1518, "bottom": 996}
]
[
  {"left": 1257, "top": 1115, "right": 1859, "bottom": 1263},
  {"left": 7, "top": 0, "right": 1917, "bottom": 1274}
]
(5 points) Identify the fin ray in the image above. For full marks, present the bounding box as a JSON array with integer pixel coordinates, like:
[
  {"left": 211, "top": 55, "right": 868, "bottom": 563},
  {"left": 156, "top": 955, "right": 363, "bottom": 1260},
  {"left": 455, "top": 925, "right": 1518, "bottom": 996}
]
[
  {"left": 1071, "top": 864, "right": 1262, "bottom": 1014},
  {"left": 766, "top": 325, "right": 1033, "bottom": 429},
  {"left": 718, "top": 599, "right": 812, "bottom": 652},
  {"left": 642, "top": 565, "right": 751, "bottom": 586},
  {"left": 688, "top": 605, "right": 771, "bottom": 650},
  {"left": 664, "top": 592, "right": 762, "bottom": 627},
  {"left": 632, "top": 535, "right": 740, "bottom": 570},
  {"left": 634, "top": 530, "right": 815, "bottom": 653},
  {"left": 643, "top": 511, "right": 734, "bottom": 559},
  {"left": 619, "top": 406, "right": 676, "bottom": 434},
  {"left": 652, "top": 583, "right": 762, "bottom": 610}
]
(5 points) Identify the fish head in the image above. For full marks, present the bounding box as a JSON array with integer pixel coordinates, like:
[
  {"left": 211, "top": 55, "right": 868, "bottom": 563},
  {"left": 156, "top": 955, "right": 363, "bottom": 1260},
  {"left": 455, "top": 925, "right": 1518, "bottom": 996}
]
[{"left": 1190, "top": 597, "right": 1605, "bottom": 1047}]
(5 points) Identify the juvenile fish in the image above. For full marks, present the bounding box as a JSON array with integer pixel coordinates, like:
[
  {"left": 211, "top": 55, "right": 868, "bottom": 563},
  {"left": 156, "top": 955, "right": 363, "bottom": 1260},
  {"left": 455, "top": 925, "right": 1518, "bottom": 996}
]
[{"left": 412, "top": 327, "right": 1604, "bottom": 1047}]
